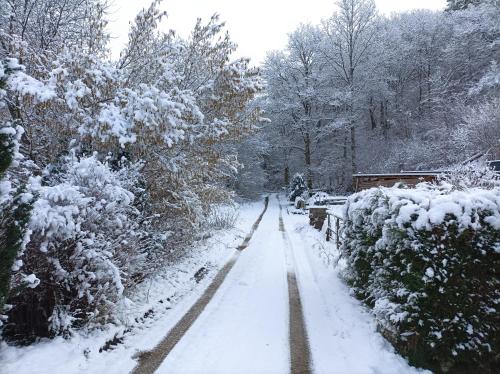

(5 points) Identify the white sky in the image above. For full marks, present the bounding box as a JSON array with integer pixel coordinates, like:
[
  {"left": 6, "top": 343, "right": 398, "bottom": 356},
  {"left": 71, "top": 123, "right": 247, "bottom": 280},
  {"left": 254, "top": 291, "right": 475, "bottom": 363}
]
[{"left": 108, "top": 0, "right": 446, "bottom": 65}]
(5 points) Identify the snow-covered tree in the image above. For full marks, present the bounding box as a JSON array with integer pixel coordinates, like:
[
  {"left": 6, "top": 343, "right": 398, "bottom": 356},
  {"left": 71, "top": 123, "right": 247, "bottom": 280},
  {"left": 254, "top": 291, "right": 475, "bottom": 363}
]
[
  {"left": 446, "top": 0, "right": 482, "bottom": 10},
  {"left": 264, "top": 25, "right": 329, "bottom": 189},
  {"left": 288, "top": 173, "right": 308, "bottom": 201},
  {"left": 263, "top": 0, "right": 499, "bottom": 190},
  {"left": 234, "top": 130, "right": 269, "bottom": 199},
  {"left": 111, "top": 3, "right": 264, "bottom": 245},
  {"left": 1, "top": 0, "right": 264, "bottom": 340},
  {"left": 322, "top": 0, "right": 378, "bottom": 173},
  {"left": 452, "top": 99, "right": 500, "bottom": 159}
]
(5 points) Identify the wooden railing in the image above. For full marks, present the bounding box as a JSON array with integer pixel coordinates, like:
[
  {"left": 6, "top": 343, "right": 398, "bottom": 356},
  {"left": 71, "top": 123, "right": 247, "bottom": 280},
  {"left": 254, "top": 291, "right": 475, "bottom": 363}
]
[{"left": 325, "top": 211, "right": 343, "bottom": 248}]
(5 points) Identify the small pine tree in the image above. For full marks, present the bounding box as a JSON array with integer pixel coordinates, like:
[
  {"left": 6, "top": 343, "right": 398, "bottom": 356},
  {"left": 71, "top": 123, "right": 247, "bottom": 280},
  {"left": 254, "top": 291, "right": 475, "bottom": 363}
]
[
  {"left": 0, "top": 130, "right": 13, "bottom": 313},
  {"left": 288, "top": 173, "right": 308, "bottom": 201}
]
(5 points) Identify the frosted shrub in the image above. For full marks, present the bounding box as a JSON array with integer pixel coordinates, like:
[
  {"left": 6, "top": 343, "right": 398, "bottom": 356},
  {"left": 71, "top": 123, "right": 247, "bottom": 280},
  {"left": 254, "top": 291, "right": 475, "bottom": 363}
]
[
  {"left": 288, "top": 173, "right": 308, "bottom": 202},
  {"left": 309, "top": 191, "right": 330, "bottom": 206},
  {"left": 205, "top": 204, "right": 238, "bottom": 231},
  {"left": 4, "top": 154, "right": 140, "bottom": 341},
  {"left": 342, "top": 183, "right": 500, "bottom": 373},
  {"left": 439, "top": 160, "right": 500, "bottom": 190}
]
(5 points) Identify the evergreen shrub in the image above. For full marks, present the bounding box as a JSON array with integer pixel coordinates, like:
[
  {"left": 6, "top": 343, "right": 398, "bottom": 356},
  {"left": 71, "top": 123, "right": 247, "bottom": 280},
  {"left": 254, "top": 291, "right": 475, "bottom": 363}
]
[{"left": 341, "top": 183, "right": 500, "bottom": 373}]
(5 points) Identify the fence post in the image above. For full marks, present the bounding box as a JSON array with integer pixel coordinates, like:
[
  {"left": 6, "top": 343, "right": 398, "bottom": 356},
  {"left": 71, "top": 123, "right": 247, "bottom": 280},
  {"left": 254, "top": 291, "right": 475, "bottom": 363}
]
[
  {"left": 326, "top": 214, "right": 331, "bottom": 241},
  {"left": 335, "top": 217, "right": 340, "bottom": 249}
]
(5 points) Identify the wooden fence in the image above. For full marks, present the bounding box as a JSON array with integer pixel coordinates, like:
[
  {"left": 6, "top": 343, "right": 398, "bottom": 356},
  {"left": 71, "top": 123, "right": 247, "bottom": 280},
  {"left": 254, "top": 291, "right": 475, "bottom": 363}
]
[{"left": 325, "top": 211, "right": 343, "bottom": 248}]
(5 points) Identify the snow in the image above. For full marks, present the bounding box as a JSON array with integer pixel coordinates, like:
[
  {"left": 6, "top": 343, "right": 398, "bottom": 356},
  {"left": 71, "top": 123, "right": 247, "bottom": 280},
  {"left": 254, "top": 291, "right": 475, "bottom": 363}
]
[
  {"left": 0, "top": 180, "right": 12, "bottom": 204},
  {"left": 157, "top": 196, "right": 422, "bottom": 373},
  {"left": 1, "top": 196, "right": 426, "bottom": 373},
  {"left": 156, "top": 197, "right": 289, "bottom": 374},
  {"left": 425, "top": 267, "right": 435, "bottom": 278},
  {"left": 0, "top": 127, "right": 17, "bottom": 136},
  {"left": 7, "top": 68, "right": 55, "bottom": 102},
  {"left": 282, "top": 202, "right": 425, "bottom": 374},
  {"left": 22, "top": 274, "right": 40, "bottom": 289},
  {"left": 0, "top": 201, "right": 263, "bottom": 374},
  {"left": 350, "top": 183, "right": 500, "bottom": 232}
]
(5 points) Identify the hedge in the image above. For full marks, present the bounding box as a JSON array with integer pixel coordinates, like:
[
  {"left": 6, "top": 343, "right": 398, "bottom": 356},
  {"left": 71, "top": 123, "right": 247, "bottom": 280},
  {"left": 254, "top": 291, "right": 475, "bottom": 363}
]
[{"left": 341, "top": 183, "right": 500, "bottom": 373}]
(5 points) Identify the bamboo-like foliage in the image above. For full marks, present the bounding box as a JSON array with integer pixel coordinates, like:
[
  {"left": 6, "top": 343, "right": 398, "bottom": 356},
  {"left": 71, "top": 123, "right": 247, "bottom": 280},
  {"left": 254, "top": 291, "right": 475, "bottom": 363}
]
[{"left": 0, "top": 0, "right": 264, "bottom": 340}]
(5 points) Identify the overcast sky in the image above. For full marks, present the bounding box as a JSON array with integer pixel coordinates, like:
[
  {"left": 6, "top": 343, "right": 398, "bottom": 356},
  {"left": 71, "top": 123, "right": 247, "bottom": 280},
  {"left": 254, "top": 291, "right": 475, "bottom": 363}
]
[{"left": 108, "top": 0, "right": 446, "bottom": 64}]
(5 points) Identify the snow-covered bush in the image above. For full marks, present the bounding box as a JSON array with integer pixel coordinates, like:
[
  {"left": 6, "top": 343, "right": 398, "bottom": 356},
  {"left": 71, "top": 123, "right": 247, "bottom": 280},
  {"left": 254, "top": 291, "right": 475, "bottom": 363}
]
[
  {"left": 3, "top": 154, "right": 141, "bottom": 341},
  {"left": 342, "top": 183, "right": 500, "bottom": 373},
  {"left": 0, "top": 124, "right": 32, "bottom": 327},
  {"left": 288, "top": 173, "right": 308, "bottom": 202},
  {"left": 205, "top": 204, "right": 238, "bottom": 231},
  {"left": 438, "top": 160, "right": 500, "bottom": 190},
  {"left": 309, "top": 191, "right": 330, "bottom": 206}
]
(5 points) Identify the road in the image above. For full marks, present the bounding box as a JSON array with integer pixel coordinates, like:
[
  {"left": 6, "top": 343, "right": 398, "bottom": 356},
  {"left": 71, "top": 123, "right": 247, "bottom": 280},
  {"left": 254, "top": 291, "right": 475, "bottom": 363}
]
[{"left": 132, "top": 195, "right": 420, "bottom": 374}]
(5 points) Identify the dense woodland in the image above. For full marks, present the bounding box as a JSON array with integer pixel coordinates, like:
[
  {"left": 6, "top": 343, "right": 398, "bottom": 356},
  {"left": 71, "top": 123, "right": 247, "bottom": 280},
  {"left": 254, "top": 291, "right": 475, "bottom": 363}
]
[
  {"left": 256, "top": 0, "right": 499, "bottom": 191},
  {"left": 0, "top": 0, "right": 499, "bottom": 356}
]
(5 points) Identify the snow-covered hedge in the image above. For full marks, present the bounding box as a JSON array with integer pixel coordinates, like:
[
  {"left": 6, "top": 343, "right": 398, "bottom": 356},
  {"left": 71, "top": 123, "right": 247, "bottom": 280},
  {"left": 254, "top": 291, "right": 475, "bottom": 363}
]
[{"left": 341, "top": 183, "right": 500, "bottom": 373}]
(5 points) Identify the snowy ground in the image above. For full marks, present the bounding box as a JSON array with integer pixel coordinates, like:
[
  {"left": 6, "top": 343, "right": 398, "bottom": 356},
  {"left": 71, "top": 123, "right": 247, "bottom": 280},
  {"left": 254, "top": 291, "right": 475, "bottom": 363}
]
[
  {"left": 0, "top": 195, "right": 429, "bottom": 374},
  {"left": 156, "top": 196, "right": 289, "bottom": 374},
  {"left": 0, "top": 201, "right": 264, "bottom": 374},
  {"left": 154, "top": 196, "right": 425, "bottom": 374},
  {"left": 282, "top": 202, "right": 427, "bottom": 374}
]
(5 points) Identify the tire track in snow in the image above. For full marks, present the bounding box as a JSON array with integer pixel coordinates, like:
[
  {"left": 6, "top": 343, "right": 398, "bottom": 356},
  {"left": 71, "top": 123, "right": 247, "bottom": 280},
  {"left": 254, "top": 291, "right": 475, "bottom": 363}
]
[
  {"left": 278, "top": 196, "right": 312, "bottom": 374},
  {"left": 237, "top": 196, "right": 269, "bottom": 250},
  {"left": 131, "top": 196, "right": 269, "bottom": 374}
]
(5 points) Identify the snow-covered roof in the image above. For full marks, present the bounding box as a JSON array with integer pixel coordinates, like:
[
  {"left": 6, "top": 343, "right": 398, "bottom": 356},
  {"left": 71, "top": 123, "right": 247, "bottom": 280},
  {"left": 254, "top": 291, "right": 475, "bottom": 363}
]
[{"left": 353, "top": 172, "right": 441, "bottom": 178}]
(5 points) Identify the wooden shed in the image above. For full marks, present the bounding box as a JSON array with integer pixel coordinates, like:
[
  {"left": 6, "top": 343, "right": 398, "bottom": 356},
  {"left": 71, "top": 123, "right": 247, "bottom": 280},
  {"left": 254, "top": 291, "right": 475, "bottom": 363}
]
[{"left": 353, "top": 172, "right": 440, "bottom": 192}]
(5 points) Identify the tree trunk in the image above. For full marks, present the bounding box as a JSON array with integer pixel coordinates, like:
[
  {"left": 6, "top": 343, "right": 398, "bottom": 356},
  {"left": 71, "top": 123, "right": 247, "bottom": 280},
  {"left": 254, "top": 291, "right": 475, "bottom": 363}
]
[
  {"left": 339, "top": 133, "right": 348, "bottom": 190},
  {"left": 427, "top": 63, "right": 431, "bottom": 111},
  {"left": 369, "top": 97, "right": 377, "bottom": 130},
  {"left": 350, "top": 124, "right": 356, "bottom": 174},
  {"left": 380, "top": 100, "right": 388, "bottom": 139},
  {"left": 304, "top": 132, "right": 312, "bottom": 189},
  {"left": 284, "top": 165, "right": 290, "bottom": 186},
  {"left": 418, "top": 70, "right": 423, "bottom": 116}
]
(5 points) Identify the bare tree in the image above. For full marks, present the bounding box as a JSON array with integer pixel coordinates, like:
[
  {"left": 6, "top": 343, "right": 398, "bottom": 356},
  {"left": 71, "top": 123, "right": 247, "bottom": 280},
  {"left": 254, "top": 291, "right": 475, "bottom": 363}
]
[
  {"left": 264, "top": 25, "right": 327, "bottom": 188},
  {"left": 322, "top": 0, "right": 378, "bottom": 173}
]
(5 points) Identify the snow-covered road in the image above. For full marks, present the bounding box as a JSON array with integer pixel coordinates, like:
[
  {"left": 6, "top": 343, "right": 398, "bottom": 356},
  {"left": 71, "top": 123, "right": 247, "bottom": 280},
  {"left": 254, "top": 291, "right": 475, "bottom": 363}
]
[
  {"left": 151, "top": 195, "right": 421, "bottom": 374},
  {"left": 154, "top": 196, "right": 290, "bottom": 374}
]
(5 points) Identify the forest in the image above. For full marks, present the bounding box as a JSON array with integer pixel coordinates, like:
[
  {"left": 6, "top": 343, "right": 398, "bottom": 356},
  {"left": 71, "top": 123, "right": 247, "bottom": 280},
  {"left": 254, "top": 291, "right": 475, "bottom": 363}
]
[{"left": 257, "top": 0, "right": 499, "bottom": 191}]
